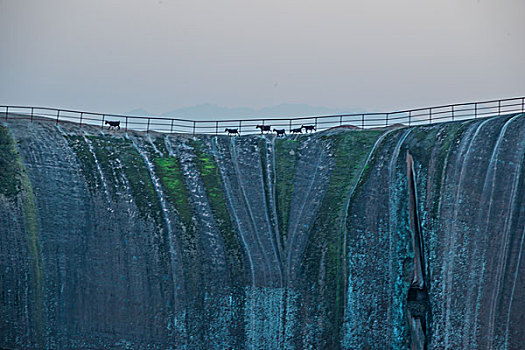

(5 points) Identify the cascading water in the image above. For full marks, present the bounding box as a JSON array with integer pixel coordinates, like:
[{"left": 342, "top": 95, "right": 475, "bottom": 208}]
[{"left": 1, "top": 113, "right": 524, "bottom": 349}]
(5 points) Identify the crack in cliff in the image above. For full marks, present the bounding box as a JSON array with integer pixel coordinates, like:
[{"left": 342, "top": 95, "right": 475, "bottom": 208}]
[{"left": 406, "top": 152, "right": 431, "bottom": 350}]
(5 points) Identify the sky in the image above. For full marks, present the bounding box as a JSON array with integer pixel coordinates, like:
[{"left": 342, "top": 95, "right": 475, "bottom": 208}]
[{"left": 1, "top": 0, "right": 524, "bottom": 117}]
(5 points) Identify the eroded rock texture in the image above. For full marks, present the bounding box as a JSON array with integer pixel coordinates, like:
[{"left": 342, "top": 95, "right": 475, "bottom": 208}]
[{"left": 1, "top": 113, "right": 524, "bottom": 349}]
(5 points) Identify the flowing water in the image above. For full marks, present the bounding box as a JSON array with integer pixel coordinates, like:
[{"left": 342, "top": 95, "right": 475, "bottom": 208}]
[{"left": 1, "top": 114, "right": 524, "bottom": 349}]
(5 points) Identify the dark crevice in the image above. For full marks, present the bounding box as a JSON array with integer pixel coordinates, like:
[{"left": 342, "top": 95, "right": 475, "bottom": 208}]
[{"left": 406, "top": 151, "right": 432, "bottom": 350}]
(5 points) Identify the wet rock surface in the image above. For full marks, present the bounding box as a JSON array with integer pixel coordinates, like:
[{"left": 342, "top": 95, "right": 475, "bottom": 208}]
[{"left": 1, "top": 114, "right": 524, "bottom": 349}]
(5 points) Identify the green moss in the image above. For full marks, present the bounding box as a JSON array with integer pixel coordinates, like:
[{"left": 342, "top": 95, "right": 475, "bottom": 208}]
[
  {"left": 0, "top": 126, "right": 21, "bottom": 198},
  {"left": 0, "top": 126, "right": 44, "bottom": 345},
  {"left": 429, "top": 122, "right": 471, "bottom": 219},
  {"left": 153, "top": 156, "right": 192, "bottom": 227},
  {"left": 20, "top": 169, "right": 44, "bottom": 345},
  {"left": 66, "top": 135, "right": 102, "bottom": 194},
  {"left": 191, "top": 139, "right": 244, "bottom": 279},
  {"left": 274, "top": 138, "right": 299, "bottom": 242},
  {"left": 86, "top": 135, "right": 178, "bottom": 283},
  {"left": 404, "top": 122, "right": 472, "bottom": 223},
  {"left": 90, "top": 136, "right": 164, "bottom": 227}
]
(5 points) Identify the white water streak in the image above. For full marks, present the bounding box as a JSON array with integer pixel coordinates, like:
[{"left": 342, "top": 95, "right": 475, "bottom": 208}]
[
  {"left": 504, "top": 224, "right": 525, "bottom": 348},
  {"left": 82, "top": 133, "right": 111, "bottom": 204},
  {"left": 211, "top": 136, "right": 256, "bottom": 349},
  {"left": 441, "top": 117, "right": 493, "bottom": 348},
  {"left": 129, "top": 136, "right": 180, "bottom": 322},
  {"left": 285, "top": 137, "right": 325, "bottom": 280},
  {"left": 473, "top": 114, "right": 521, "bottom": 347},
  {"left": 491, "top": 114, "right": 524, "bottom": 347},
  {"left": 230, "top": 137, "right": 273, "bottom": 286},
  {"left": 261, "top": 136, "right": 284, "bottom": 287}
]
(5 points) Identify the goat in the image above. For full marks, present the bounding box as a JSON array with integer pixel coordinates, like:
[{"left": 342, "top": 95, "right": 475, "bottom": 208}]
[
  {"left": 273, "top": 128, "right": 286, "bottom": 137},
  {"left": 301, "top": 125, "right": 316, "bottom": 133},
  {"left": 290, "top": 127, "right": 303, "bottom": 134},
  {"left": 225, "top": 128, "right": 239, "bottom": 136},
  {"left": 105, "top": 120, "right": 120, "bottom": 130},
  {"left": 256, "top": 125, "right": 271, "bottom": 134}
]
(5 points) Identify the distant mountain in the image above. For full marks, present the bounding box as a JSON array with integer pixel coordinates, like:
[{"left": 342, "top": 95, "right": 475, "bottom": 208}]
[
  {"left": 125, "top": 103, "right": 365, "bottom": 121},
  {"left": 126, "top": 108, "right": 152, "bottom": 116}
]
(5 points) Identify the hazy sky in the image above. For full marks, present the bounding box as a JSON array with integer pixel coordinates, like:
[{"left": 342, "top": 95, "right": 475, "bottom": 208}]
[{"left": 1, "top": 0, "right": 524, "bottom": 116}]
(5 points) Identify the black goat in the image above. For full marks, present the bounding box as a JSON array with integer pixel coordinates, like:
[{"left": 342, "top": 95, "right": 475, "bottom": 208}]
[
  {"left": 273, "top": 128, "right": 286, "bottom": 137},
  {"left": 290, "top": 127, "right": 302, "bottom": 134},
  {"left": 105, "top": 120, "right": 120, "bottom": 130},
  {"left": 256, "top": 125, "right": 271, "bottom": 133},
  {"left": 301, "top": 125, "right": 316, "bottom": 133},
  {"left": 225, "top": 128, "right": 239, "bottom": 136}
]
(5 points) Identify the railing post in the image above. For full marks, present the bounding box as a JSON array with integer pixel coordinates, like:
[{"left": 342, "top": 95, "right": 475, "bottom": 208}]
[
  {"left": 79, "top": 112, "right": 83, "bottom": 127},
  {"left": 170, "top": 119, "right": 174, "bottom": 134},
  {"left": 147, "top": 118, "right": 151, "bottom": 133},
  {"left": 192, "top": 121, "right": 196, "bottom": 135},
  {"left": 385, "top": 113, "right": 389, "bottom": 127},
  {"left": 522, "top": 97, "right": 524, "bottom": 112},
  {"left": 56, "top": 110, "right": 60, "bottom": 125},
  {"left": 238, "top": 120, "right": 242, "bottom": 135},
  {"left": 451, "top": 105, "right": 454, "bottom": 121},
  {"left": 339, "top": 115, "right": 342, "bottom": 126},
  {"left": 498, "top": 100, "right": 501, "bottom": 115},
  {"left": 474, "top": 103, "right": 477, "bottom": 119},
  {"left": 215, "top": 121, "right": 218, "bottom": 135},
  {"left": 315, "top": 117, "right": 318, "bottom": 131},
  {"left": 361, "top": 114, "right": 364, "bottom": 129},
  {"left": 125, "top": 116, "right": 129, "bottom": 132},
  {"left": 408, "top": 111, "right": 411, "bottom": 126},
  {"left": 289, "top": 119, "right": 292, "bottom": 131},
  {"left": 5, "top": 106, "right": 8, "bottom": 120},
  {"left": 101, "top": 114, "right": 105, "bottom": 129},
  {"left": 30, "top": 107, "right": 34, "bottom": 122},
  {"left": 429, "top": 108, "right": 432, "bottom": 125}
]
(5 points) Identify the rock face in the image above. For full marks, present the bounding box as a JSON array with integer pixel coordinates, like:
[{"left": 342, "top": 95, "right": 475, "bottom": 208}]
[{"left": 1, "top": 114, "right": 524, "bottom": 349}]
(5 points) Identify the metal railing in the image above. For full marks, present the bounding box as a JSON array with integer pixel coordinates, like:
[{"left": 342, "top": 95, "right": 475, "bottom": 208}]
[{"left": 2, "top": 96, "right": 524, "bottom": 135}]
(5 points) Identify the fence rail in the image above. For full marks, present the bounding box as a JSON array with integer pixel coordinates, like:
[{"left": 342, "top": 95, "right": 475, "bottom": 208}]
[{"left": 2, "top": 96, "right": 524, "bottom": 135}]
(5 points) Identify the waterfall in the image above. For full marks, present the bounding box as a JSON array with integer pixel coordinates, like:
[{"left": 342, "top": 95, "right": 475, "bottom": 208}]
[
  {"left": 82, "top": 133, "right": 111, "bottom": 204},
  {"left": 128, "top": 136, "right": 182, "bottom": 335},
  {"left": 486, "top": 113, "right": 524, "bottom": 347},
  {"left": 210, "top": 136, "right": 257, "bottom": 349}
]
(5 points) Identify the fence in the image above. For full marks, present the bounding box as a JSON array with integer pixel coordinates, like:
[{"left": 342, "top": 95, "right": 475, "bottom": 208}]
[{"left": 2, "top": 96, "right": 524, "bottom": 135}]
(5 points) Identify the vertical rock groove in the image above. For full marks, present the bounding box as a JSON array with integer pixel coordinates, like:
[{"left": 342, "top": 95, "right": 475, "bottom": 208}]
[
  {"left": 1, "top": 113, "right": 524, "bottom": 349},
  {"left": 406, "top": 152, "right": 431, "bottom": 350}
]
